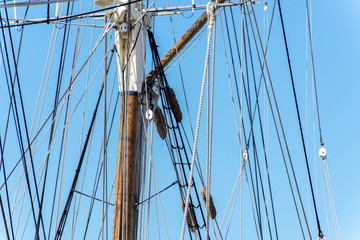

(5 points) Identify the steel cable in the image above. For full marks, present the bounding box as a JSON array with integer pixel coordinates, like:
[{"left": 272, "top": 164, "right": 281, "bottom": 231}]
[
  {"left": 305, "top": 0, "right": 323, "bottom": 146},
  {"left": 0, "top": 9, "right": 46, "bottom": 239},
  {"left": 245, "top": 3, "right": 310, "bottom": 238},
  {"left": 36, "top": 2, "right": 73, "bottom": 236},
  {"left": 276, "top": 0, "right": 323, "bottom": 237},
  {"left": 54, "top": 83, "right": 104, "bottom": 240},
  {"left": 243, "top": 11, "right": 278, "bottom": 239},
  {"left": 0, "top": 136, "right": 15, "bottom": 239}
]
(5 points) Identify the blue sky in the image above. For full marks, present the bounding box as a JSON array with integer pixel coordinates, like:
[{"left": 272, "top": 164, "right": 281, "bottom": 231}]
[
  {"left": 0, "top": 0, "right": 359, "bottom": 239},
  {"left": 307, "top": 1, "right": 360, "bottom": 239},
  {"left": 150, "top": 0, "right": 360, "bottom": 239}
]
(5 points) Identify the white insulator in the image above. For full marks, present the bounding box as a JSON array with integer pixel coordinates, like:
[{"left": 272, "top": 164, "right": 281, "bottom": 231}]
[
  {"left": 319, "top": 147, "right": 327, "bottom": 160},
  {"left": 318, "top": 237, "right": 326, "bottom": 240},
  {"left": 146, "top": 109, "right": 154, "bottom": 120},
  {"left": 94, "top": 0, "right": 114, "bottom": 8},
  {"left": 242, "top": 152, "right": 248, "bottom": 163},
  {"left": 264, "top": 4, "right": 268, "bottom": 11}
]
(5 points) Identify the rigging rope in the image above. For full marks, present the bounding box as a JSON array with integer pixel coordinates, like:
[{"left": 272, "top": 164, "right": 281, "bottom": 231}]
[
  {"left": 0, "top": 18, "right": 116, "bottom": 190},
  {"left": 1, "top": 0, "right": 143, "bottom": 28},
  {"left": 72, "top": 7, "right": 104, "bottom": 237},
  {"left": 0, "top": 9, "right": 47, "bottom": 239},
  {"left": 242, "top": 9, "right": 279, "bottom": 239},
  {"left": 54, "top": 83, "right": 103, "bottom": 240},
  {"left": 206, "top": 6, "right": 216, "bottom": 238},
  {"left": 223, "top": 8, "right": 265, "bottom": 238},
  {"left": 305, "top": 0, "right": 323, "bottom": 146},
  {"left": 148, "top": 29, "right": 206, "bottom": 238},
  {"left": 0, "top": 3, "right": 120, "bottom": 238},
  {"left": 244, "top": 3, "right": 315, "bottom": 239},
  {"left": 166, "top": 0, "right": 206, "bottom": 186},
  {"left": 223, "top": 3, "right": 311, "bottom": 239},
  {"left": 80, "top": 64, "right": 119, "bottom": 239},
  {"left": 276, "top": 0, "right": 323, "bottom": 237},
  {"left": 180, "top": 1, "right": 215, "bottom": 239},
  {"left": 0, "top": 194, "right": 11, "bottom": 240},
  {"left": 0, "top": 136, "right": 14, "bottom": 240},
  {"left": 36, "top": 3, "right": 73, "bottom": 235},
  {"left": 320, "top": 158, "right": 331, "bottom": 239},
  {"left": 218, "top": 8, "right": 275, "bottom": 238}
]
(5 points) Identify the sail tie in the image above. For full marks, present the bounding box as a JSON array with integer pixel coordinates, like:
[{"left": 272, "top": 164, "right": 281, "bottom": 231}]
[{"left": 180, "top": 1, "right": 216, "bottom": 239}]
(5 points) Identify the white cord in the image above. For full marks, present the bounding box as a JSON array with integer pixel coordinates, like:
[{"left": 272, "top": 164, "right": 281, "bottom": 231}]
[{"left": 180, "top": 2, "right": 215, "bottom": 239}]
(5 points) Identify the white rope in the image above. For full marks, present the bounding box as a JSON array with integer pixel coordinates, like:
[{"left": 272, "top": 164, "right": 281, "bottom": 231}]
[
  {"left": 29, "top": 14, "right": 57, "bottom": 140},
  {"left": 240, "top": 7, "right": 244, "bottom": 239},
  {"left": 180, "top": 2, "right": 216, "bottom": 239},
  {"left": 323, "top": 159, "right": 342, "bottom": 240},
  {"left": 2, "top": 30, "right": 115, "bottom": 195},
  {"left": 31, "top": 8, "right": 62, "bottom": 149},
  {"left": 206, "top": 2, "right": 217, "bottom": 237},
  {"left": 151, "top": 162, "right": 171, "bottom": 239},
  {"left": 320, "top": 158, "right": 331, "bottom": 240},
  {"left": 96, "top": 171, "right": 117, "bottom": 239},
  {"left": 145, "top": 122, "right": 155, "bottom": 240},
  {"left": 5, "top": 7, "right": 68, "bottom": 235}
]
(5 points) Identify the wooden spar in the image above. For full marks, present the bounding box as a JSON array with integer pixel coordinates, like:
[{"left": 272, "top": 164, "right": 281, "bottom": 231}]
[
  {"left": 111, "top": 1, "right": 227, "bottom": 238},
  {"left": 110, "top": 0, "right": 148, "bottom": 238},
  {"left": 112, "top": 3, "right": 220, "bottom": 240},
  {"left": 144, "top": 0, "right": 225, "bottom": 83},
  {"left": 112, "top": 0, "right": 247, "bottom": 239},
  {"left": 113, "top": 94, "right": 140, "bottom": 240}
]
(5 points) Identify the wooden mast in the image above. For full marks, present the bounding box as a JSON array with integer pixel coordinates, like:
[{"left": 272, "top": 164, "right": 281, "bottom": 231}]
[
  {"left": 95, "top": 0, "right": 230, "bottom": 239},
  {"left": 108, "top": 1, "right": 218, "bottom": 239},
  {"left": 113, "top": 93, "right": 140, "bottom": 240},
  {"left": 96, "top": 0, "right": 150, "bottom": 239}
]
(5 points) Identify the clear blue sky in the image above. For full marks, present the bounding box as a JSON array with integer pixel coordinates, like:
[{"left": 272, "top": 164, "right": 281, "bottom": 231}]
[{"left": 0, "top": 0, "right": 358, "bottom": 239}]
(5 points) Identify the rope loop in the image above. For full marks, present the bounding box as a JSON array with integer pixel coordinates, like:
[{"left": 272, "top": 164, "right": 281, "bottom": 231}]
[{"left": 206, "top": 1, "right": 215, "bottom": 30}]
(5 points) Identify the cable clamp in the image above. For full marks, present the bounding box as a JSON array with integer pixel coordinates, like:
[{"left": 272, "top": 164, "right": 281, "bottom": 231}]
[
  {"left": 318, "top": 232, "right": 326, "bottom": 240},
  {"left": 318, "top": 229, "right": 326, "bottom": 240}
]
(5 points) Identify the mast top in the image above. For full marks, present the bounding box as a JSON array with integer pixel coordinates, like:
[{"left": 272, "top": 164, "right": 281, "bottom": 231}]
[{"left": 95, "top": 0, "right": 115, "bottom": 8}]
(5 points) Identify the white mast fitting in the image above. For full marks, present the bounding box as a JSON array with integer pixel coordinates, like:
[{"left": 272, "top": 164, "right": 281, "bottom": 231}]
[{"left": 95, "top": 0, "right": 152, "bottom": 93}]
